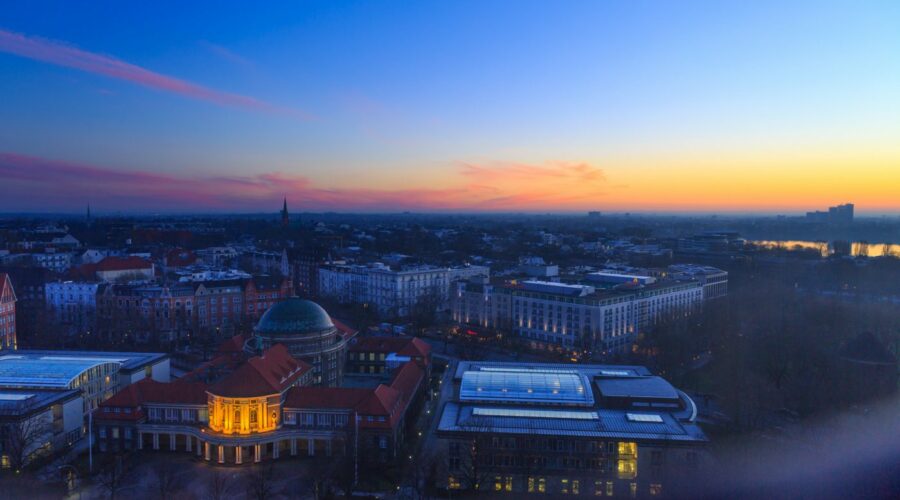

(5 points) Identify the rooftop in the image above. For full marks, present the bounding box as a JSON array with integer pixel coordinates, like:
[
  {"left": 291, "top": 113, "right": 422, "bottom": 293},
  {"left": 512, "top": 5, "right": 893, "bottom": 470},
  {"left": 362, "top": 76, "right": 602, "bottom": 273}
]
[
  {"left": 14, "top": 350, "right": 167, "bottom": 373},
  {"left": 0, "top": 354, "right": 122, "bottom": 389}
]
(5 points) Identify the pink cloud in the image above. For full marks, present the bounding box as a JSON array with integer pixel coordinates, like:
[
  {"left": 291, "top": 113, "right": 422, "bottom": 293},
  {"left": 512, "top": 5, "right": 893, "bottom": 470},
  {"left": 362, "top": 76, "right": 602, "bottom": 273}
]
[
  {"left": 459, "top": 160, "right": 605, "bottom": 183},
  {"left": 0, "top": 153, "right": 609, "bottom": 213},
  {"left": 0, "top": 29, "right": 312, "bottom": 119}
]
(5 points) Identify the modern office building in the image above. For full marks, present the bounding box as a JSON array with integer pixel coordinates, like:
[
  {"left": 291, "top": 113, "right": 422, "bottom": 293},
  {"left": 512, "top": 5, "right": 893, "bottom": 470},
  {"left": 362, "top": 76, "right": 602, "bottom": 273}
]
[
  {"left": 435, "top": 361, "right": 708, "bottom": 497},
  {"left": 0, "top": 388, "right": 83, "bottom": 469},
  {"left": 0, "top": 350, "right": 169, "bottom": 414}
]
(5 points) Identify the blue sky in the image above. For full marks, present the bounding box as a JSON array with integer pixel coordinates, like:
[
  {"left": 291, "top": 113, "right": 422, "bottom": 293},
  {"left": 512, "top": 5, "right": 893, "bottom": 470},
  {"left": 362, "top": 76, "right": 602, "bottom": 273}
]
[{"left": 1, "top": 1, "right": 899, "bottom": 213}]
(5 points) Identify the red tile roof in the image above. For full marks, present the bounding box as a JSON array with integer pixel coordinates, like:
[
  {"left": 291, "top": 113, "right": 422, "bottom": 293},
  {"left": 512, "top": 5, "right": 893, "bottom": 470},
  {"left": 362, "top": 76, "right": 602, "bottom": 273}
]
[
  {"left": 217, "top": 334, "right": 247, "bottom": 355},
  {"left": 389, "top": 361, "right": 425, "bottom": 405},
  {"left": 283, "top": 387, "right": 372, "bottom": 410},
  {"left": 96, "top": 256, "right": 153, "bottom": 272},
  {"left": 208, "top": 344, "right": 311, "bottom": 398},
  {"left": 97, "top": 378, "right": 208, "bottom": 420}
]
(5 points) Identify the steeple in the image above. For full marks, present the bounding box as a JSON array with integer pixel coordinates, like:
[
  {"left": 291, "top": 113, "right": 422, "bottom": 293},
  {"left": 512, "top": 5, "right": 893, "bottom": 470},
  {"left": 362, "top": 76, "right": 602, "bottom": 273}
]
[
  {"left": 281, "top": 197, "right": 289, "bottom": 227},
  {"left": 86, "top": 203, "right": 92, "bottom": 224}
]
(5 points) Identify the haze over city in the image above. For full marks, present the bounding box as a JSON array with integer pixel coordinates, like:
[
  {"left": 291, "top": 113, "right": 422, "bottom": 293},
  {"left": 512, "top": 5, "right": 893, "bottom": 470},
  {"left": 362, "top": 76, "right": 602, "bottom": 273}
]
[{"left": 2, "top": 1, "right": 900, "bottom": 214}]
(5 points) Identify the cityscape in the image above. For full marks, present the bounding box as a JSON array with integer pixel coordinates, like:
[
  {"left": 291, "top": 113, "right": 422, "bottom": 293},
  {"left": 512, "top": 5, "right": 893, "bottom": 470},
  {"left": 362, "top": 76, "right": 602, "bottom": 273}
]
[{"left": 1, "top": 2, "right": 899, "bottom": 500}]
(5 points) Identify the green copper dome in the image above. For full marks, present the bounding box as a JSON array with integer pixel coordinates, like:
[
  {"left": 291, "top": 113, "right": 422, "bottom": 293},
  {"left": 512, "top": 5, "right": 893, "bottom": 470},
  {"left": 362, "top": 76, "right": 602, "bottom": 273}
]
[{"left": 255, "top": 297, "right": 334, "bottom": 335}]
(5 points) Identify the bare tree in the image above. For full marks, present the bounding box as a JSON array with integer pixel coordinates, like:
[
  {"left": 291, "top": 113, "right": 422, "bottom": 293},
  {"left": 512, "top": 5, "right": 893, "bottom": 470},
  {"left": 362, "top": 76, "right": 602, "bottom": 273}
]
[
  {"left": 206, "top": 470, "right": 234, "bottom": 500},
  {"left": 244, "top": 462, "right": 278, "bottom": 500},
  {"left": 1, "top": 406, "right": 53, "bottom": 471},
  {"left": 151, "top": 461, "right": 182, "bottom": 499},
  {"left": 96, "top": 453, "right": 132, "bottom": 500}
]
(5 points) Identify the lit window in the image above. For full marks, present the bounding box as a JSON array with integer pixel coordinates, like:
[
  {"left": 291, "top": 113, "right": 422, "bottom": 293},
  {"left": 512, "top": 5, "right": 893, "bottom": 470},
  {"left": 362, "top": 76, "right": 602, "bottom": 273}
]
[
  {"left": 650, "top": 483, "right": 662, "bottom": 496},
  {"left": 505, "top": 476, "right": 513, "bottom": 492},
  {"left": 572, "top": 480, "right": 580, "bottom": 495},
  {"left": 494, "top": 476, "right": 503, "bottom": 492},
  {"left": 606, "top": 481, "right": 614, "bottom": 496},
  {"left": 538, "top": 478, "right": 546, "bottom": 493},
  {"left": 630, "top": 483, "right": 637, "bottom": 498},
  {"left": 561, "top": 479, "right": 570, "bottom": 494}
]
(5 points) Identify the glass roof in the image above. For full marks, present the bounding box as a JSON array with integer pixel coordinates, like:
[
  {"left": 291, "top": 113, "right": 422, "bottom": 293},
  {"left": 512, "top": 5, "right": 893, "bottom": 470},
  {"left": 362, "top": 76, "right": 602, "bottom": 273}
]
[
  {"left": 460, "top": 370, "right": 593, "bottom": 406},
  {"left": 0, "top": 358, "right": 119, "bottom": 388},
  {"left": 626, "top": 412, "right": 664, "bottom": 423},
  {"left": 473, "top": 407, "right": 598, "bottom": 420}
]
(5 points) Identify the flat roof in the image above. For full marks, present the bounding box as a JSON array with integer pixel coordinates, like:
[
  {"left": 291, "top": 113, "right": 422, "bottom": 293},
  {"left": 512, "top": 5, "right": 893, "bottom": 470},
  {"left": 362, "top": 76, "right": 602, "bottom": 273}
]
[
  {"left": 596, "top": 376, "right": 680, "bottom": 401},
  {"left": 0, "top": 389, "right": 80, "bottom": 417},
  {"left": 455, "top": 361, "right": 651, "bottom": 380},
  {"left": 14, "top": 350, "right": 167, "bottom": 373},
  {"left": 438, "top": 402, "right": 706, "bottom": 443}
]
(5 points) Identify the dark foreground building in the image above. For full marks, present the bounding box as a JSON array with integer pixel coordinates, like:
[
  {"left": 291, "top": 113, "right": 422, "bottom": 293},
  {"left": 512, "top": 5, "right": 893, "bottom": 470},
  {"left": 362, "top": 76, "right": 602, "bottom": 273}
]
[{"left": 435, "top": 361, "right": 708, "bottom": 497}]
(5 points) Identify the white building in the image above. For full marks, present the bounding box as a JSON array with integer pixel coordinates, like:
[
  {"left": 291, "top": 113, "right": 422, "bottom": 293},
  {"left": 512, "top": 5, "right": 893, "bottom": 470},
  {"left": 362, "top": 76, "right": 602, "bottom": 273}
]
[
  {"left": 45, "top": 281, "right": 101, "bottom": 332},
  {"left": 452, "top": 272, "right": 717, "bottom": 355},
  {"left": 319, "top": 263, "right": 489, "bottom": 318}
]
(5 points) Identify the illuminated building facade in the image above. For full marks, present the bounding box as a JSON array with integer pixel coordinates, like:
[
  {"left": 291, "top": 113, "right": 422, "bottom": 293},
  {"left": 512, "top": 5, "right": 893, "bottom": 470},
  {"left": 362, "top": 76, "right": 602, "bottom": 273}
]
[{"left": 435, "top": 362, "right": 708, "bottom": 497}]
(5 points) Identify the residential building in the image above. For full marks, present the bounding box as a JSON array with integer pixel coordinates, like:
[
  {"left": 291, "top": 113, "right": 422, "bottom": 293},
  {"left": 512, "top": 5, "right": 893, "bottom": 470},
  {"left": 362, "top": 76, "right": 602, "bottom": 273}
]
[
  {"left": 0, "top": 274, "right": 16, "bottom": 350},
  {"left": 45, "top": 281, "right": 100, "bottom": 334},
  {"left": 318, "top": 263, "right": 489, "bottom": 318},
  {"left": 435, "top": 361, "right": 708, "bottom": 497},
  {"left": 347, "top": 336, "right": 432, "bottom": 377},
  {"left": 95, "top": 256, "right": 155, "bottom": 282},
  {"left": 243, "top": 275, "right": 294, "bottom": 321}
]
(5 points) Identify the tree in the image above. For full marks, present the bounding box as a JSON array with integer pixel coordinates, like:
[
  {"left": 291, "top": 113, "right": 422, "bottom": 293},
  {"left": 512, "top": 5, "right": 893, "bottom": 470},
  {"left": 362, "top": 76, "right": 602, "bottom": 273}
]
[
  {"left": 150, "top": 461, "right": 182, "bottom": 499},
  {"left": 206, "top": 470, "right": 235, "bottom": 500},
  {"left": 96, "top": 453, "right": 132, "bottom": 500},
  {"left": 1, "top": 405, "right": 53, "bottom": 471},
  {"left": 244, "top": 462, "right": 278, "bottom": 500}
]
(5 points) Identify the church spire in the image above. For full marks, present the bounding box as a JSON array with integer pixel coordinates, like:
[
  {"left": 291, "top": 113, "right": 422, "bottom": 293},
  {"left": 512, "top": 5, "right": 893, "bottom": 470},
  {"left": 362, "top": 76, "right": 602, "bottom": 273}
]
[{"left": 281, "top": 197, "right": 289, "bottom": 227}]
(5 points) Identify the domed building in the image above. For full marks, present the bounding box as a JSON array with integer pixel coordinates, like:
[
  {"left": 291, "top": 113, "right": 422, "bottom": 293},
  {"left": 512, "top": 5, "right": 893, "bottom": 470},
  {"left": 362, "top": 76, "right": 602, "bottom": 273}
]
[{"left": 252, "top": 297, "right": 350, "bottom": 387}]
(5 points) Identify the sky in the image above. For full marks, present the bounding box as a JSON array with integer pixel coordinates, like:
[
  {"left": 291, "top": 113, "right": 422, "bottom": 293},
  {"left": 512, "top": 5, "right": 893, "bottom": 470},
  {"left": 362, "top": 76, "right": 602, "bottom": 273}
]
[{"left": 1, "top": 1, "right": 899, "bottom": 214}]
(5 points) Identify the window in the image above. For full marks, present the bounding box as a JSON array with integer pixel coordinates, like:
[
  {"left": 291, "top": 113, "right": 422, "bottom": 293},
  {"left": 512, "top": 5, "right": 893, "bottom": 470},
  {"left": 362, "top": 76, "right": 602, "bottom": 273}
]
[
  {"left": 528, "top": 477, "right": 536, "bottom": 493},
  {"left": 378, "top": 436, "right": 387, "bottom": 449},
  {"left": 165, "top": 408, "right": 178, "bottom": 421},
  {"left": 630, "top": 483, "right": 637, "bottom": 498},
  {"left": 650, "top": 484, "right": 662, "bottom": 496},
  {"left": 111, "top": 427, "right": 119, "bottom": 439},
  {"left": 606, "top": 481, "right": 614, "bottom": 496},
  {"left": 505, "top": 476, "right": 513, "bottom": 492},
  {"left": 448, "top": 476, "right": 461, "bottom": 490},
  {"left": 561, "top": 479, "right": 570, "bottom": 494},
  {"left": 594, "top": 480, "right": 603, "bottom": 496},
  {"left": 494, "top": 476, "right": 503, "bottom": 492},
  {"left": 124, "top": 428, "right": 132, "bottom": 439},
  {"left": 284, "top": 412, "right": 296, "bottom": 425},
  {"left": 99, "top": 427, "right": 107, "bottom": 438},
  {"left": 572, "top": 480, "right": 580, "bottom": 495}
]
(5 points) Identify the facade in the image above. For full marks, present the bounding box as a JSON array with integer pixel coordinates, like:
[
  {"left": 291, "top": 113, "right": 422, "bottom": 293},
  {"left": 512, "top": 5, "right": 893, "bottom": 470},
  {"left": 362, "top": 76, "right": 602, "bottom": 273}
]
[
  {"left": 45, "top": 281, "right": 100, "bottom": 334},
  {"left": 435, "top": 361, "right": 708, "bottom": 497},
  {"left": 242, "top": 275, "right": 294, "bottom": 321},
  {"left": 252, "top": 298, "right": 352, "bottom": 387},
  {"left": 0, "top": 389, "right": 82, "bottom": 469},
  {"left": 95, "top": 256, "right": 155, "bottom": 282},
  {"left": 451, "top": 270, "right": 722, "bottom": 354},
  {"left": 94, "top": 330, "right": 428, "bottom": 466},
  {"left": 318, "top": 263, "right": 489, "bottom": 318},
  {"left": 0, "top": 273, "right": 16, "bottom": 350},
  {"left": 347, "top": 336, "right": 432, "bottom": 377}
]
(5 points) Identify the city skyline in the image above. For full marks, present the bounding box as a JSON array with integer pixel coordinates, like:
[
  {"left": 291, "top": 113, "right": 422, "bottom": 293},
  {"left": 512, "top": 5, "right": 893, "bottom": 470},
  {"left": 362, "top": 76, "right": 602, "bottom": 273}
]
[{"left": 2, "top": 1, "right": 900, "bottom": 214}]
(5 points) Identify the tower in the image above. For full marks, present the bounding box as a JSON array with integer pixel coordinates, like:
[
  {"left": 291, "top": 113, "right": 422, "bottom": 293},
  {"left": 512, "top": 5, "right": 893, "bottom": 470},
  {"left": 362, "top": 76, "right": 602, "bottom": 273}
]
[{"left": 281, "top": 197, "right": 289, "bottom": 227}]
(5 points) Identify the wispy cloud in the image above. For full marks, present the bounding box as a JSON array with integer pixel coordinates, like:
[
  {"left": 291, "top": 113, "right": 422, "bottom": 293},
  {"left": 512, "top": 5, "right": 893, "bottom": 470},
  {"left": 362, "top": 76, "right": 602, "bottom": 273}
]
[
  {"left": 0, "top": 153, "right": 609, "bottom": 212},
  {"left": 199, "top": 41, "right": 254, "bottom": 68},
  {"left": 0, "top": 29, "right": 312, "bottom": 119}
]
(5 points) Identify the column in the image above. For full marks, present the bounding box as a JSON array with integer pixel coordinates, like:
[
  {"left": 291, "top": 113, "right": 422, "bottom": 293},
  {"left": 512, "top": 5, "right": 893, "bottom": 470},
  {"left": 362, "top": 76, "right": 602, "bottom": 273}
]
[
  {"left": 273, "top": 441, "right": 280, "bottom": 459},
  {"left": 235, "top": 446, "right": 243, "bottom": 465},
  {"left": 218, "top": 445, "right": 224, "bottom": 464},
  {"left": 152, "top": 433, "right": 159, "bottom": 450},
  {"left": 290, "top": 439, "right": 297, "bottom": 456},
  {"left": 254, "top": 444, "right": 262, "bottom": 463},
  {"left": 186, "top": 435, "right": 192, "bottom": 452},
  {"left": 138, "top": 432, "right": 143, "bottom": 450},
  {"left": 169, "top": 433, "right": 176, "bottom": 451},
  {"left": 308, "top": 439, "right": 315, "bottom": 456},
  {"left": 204, "top": 442, "right": 211, "bottom": 461}
]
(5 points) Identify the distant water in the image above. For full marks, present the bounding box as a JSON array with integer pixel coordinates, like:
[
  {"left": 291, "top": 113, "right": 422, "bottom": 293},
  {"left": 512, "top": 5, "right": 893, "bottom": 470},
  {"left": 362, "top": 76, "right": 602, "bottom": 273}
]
[{"left": 750, "top": 240, "right": 900, "bottom": 258}]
